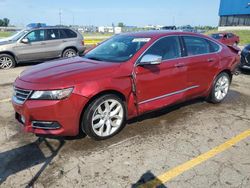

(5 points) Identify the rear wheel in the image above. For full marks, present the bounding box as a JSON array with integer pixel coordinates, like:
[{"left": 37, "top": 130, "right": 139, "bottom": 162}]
[
  {"left": 62, "top": 48, "right": 77, "bottom": 58},
  {"left": 0, "top": 54, "right": 16, "bottom": 69},
  {"left": 207, "top": 72, "right": 230, "bottom": 103},
  {"left": 81, "top": 94, "right": 126, "bottom": 140}
]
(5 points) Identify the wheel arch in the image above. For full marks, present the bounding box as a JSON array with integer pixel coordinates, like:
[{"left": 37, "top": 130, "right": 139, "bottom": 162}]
[
  {"left": 0, "top": 51, "right": 18, "bottom": 62},
  {"left": 78, "top": 89, "right": 127, "bottom": 134}
]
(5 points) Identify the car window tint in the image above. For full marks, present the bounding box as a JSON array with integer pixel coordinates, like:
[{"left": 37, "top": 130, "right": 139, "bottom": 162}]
[
  {"left": 25, "top": 30, "right": 45, "bottom": 42},
  {"left": 64, "top": 29, "right": 77, "bottom": 38},
  {"left": 228, "top": 33, "right": 234, "bottom": 38},
  {"left": 207, "top": 40, "right": 220, "bottom": 53},
  {"left": 59, "top": 29, "right": 67, "bottom": 39},
  {"left": 183, "top": 36, "right": 210, "bottom": 56},
  {"left": 143, "top": 36, "right": 181, "bottom": 61},
  {"left": 46, "top": 29, "right": 60, "bottom": 40}
]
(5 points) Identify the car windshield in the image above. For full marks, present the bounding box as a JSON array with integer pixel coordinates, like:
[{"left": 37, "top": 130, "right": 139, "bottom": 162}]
[
  {"left": 7, "top": 30, "right": 29, "bottom": 41},
  {"left": 210, "top": 34, "right": 223, "bottom": 39},
  {"left": 85, "top": 35, "right": 151, "bottom": 62}
]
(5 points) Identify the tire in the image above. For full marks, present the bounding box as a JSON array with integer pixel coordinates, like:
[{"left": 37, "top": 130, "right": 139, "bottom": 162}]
[
  {"left": 207, "top": 72, "right": 231, "bottom": 104},
  {"left": 81, "top": 94, "right": 126, "bottom": 140},
  {"left": 62, "top": 48, "right": 77, "bottom": 58},
  {"left": 0, "top": 54, "right": 16, "bottom": 69}
]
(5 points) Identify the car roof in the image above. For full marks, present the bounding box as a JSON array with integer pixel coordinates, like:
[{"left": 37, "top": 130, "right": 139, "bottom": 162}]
[
  {"left": 120, "top": 30, "right": 207, "bottom": 39},
  {"left": 27, "top": 26, "right": 74, "bottom": 31}
]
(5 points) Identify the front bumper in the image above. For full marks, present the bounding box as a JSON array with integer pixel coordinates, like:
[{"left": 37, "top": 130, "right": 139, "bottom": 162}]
[{"left": 12, "top": 93, "right": 89, "bottom": 136}]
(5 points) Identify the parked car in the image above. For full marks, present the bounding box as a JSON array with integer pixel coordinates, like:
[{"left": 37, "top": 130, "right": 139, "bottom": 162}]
[
  {"left": 240, "top": 44, "right": 250, "bottom": 70},
  {"left": 210, "top": 32, "right": 239, "bottom": 46},
  {"left": 0, "top": 26, "right": 85, "bottom": 69},
  {"left": 12, "top": 31, "right": 240, "bottom": 140}
]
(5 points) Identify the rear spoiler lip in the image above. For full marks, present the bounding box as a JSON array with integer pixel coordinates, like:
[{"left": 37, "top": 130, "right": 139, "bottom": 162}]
[{"left": 226, "top": 45, "right": 241, "bottom": 53}]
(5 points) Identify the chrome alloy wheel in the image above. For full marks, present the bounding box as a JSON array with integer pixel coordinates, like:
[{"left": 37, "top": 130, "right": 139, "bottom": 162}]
[
  {"left": 0, "top": 56, "right": 13, "bottom": 69},
  {"left": 214, "top": 75, "right": 229, "bottom": 101},
  {"left": 92, "top": 99, "right": 124, "bottom": 137}
]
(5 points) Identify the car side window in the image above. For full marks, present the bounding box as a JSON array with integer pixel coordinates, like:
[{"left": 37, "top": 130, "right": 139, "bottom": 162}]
[
  {"left": 25, "top": 30, "right": 45, "bottom": 42},
  {"left": 63, "top": 29, "right": 77, "bottom": 38},
  {"left": 143, "top": 36, "right": 181, "bottom": 61},
  {"left": 46, "top": 29, "right": 60, "bottom": 40},
  {"left": 183, "top": 36, "right": 210, "bottom": 56},
  {"left": 207, "top": 40, "right": 220, "bottom": 53},
  {"left": 59, "top": 29, "right": 67, "bottom": 39},
  {"left": 228, "top": 33, "right": 233, "bottom": 38}
]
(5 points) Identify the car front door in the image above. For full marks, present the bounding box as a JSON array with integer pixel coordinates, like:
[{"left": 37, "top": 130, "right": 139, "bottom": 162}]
[
  {"left": 15, "top": 29, "right": 46, "bottom": 61},
  {"left": 181, "top": 35, "right": 221, "bottom": 98},
  {"left": 135, "top": 36, "right": 188, "bottom": 114}
]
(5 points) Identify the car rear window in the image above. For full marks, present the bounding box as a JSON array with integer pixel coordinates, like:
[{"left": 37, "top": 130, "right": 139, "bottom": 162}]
[
  {"left": 46, "top": 29, "right": 60, "bottom": 40},
  {"left": 63, "top": 29, "right": 77, "bottom": 38},
  {"left": 183, "top": 36, "right": 210, "bottom": 56}
]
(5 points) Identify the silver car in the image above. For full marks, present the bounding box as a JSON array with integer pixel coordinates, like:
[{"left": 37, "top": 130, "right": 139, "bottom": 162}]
[{"left": 0, "top": 26, "right": 85, "bottom": 69}]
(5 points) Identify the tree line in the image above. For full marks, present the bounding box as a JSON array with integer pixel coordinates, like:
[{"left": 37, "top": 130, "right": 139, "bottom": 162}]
[{"left": 0, "top": 18, "right": 10, "bottom": 27}]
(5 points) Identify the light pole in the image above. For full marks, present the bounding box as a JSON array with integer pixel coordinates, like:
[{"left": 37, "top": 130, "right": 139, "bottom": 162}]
[{"left": 59, "top": 9, "right": 62, "bottom": 25}]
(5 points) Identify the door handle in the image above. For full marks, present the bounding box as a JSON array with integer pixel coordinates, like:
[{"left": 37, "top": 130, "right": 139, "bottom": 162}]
[
  {"left": 175, "top": 63, "right": 185, "bottom": 68},
  {"left": 62, "top": 40, "right": 67, "bottom": 42},
  {"left": 40, "top": 42, "right": 46, "bottom": 45},
  {"left": 207, "top": 58, "right": 215, "bottom": 62}
]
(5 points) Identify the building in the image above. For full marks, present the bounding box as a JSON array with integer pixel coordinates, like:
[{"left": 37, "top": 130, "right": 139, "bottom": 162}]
[{"left": 219, "top": 0, "right": 250, "bottom": 31}]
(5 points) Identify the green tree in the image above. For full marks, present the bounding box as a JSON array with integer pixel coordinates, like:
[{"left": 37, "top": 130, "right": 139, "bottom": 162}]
[
  {"left": 3, "top": 18, "right": 10, "bottom": 26},
  {"left": 0, "top": 19, "right": 3, "bottom": 26},
  {"left": 118, "top": 22, "right": 125, "bottom": 27}
]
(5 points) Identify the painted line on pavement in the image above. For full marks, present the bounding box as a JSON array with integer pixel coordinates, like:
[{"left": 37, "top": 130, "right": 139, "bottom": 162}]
[
  {"left": 140, "top": 129, "right": 250, "bottom": 188},
  {"left": 0, "top": 98, "right": 11, "bottom": 103}
]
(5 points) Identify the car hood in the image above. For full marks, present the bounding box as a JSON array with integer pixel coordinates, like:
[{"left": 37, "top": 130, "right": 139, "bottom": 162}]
[
  {"left": 19, "top": 56, "right": 121, "bottom": 85},
  {"left": 0, "top": 38, "right": 15, "bottom": 45}
]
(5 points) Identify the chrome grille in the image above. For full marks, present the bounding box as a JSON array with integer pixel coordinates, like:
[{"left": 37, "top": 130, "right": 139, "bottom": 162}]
[{"left": 13, "top": 87, "right": 32, "bottom": 104}]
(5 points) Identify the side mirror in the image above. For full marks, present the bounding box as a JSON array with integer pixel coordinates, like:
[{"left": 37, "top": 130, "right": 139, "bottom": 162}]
[
  {"left": 21, "top": 38, "right": 29, "bottom": 44},
  {"left": 139, "top": 54, "right": 162, "bottom": 65}
]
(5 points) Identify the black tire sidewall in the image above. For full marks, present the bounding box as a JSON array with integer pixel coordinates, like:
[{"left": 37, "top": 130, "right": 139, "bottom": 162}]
[
  {"left": 81, "top": 94, "right": 126, "bottom": 140},
  {"left": 210, "top": 73, "right": 230, "bottom": 103},
  {"left": 0, "top": 54, "right": 16, "bottom": 69}
]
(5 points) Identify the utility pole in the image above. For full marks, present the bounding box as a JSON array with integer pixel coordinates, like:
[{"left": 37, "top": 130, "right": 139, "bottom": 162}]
[{"left": 59, "top": 9, "right": 62, "bottom": 25}]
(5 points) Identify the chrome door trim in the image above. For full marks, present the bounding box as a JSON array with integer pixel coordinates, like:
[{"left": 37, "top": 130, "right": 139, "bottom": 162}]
[{"left": 138, "top": 85, "right": 199, "bottom": 105}]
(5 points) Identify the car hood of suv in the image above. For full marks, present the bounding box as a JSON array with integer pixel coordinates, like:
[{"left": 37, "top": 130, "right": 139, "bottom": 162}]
[
  {"left": 19, "top": 56, "right": 121, "bottom": 85},
  {"left": 0, "top": 38, "right": 15, "bottom": 45}
]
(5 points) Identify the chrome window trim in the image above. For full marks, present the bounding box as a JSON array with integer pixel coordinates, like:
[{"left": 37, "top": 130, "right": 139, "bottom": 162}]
[
  {"left": 135, "top": 34, "right": 223, "bottom": 66},
  {"left": 12, "top": 87, "right": 33, "bottom": 105},
  {"left": 138, "top": 85, "right": 199, "bottom": 105}
]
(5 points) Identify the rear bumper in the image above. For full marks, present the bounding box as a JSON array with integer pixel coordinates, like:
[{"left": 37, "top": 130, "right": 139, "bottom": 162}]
[{"left": 12, "top": 93, "right": 89, "bottom": 136}]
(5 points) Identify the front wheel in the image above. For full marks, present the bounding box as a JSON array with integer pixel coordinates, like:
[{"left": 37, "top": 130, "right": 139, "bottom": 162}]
[
  {"left": 0, "top": 54, "right": 16, "bottom": 69},
  {"left": 81, "top": 94, "right": 126, "bottom": 140},
  {"left": 207, "top": 72, "right": 230, "bottom": 103}
]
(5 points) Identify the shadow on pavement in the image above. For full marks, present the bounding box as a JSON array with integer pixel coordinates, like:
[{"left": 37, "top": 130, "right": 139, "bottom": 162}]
[
  {"left": 132, "top": 170, "right": 167, "bottom": 188},
  {"left": 0, "top": 138, "right": 65, "bottom": 187}
]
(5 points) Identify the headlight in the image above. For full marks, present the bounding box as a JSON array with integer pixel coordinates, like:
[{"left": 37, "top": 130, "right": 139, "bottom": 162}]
[{"left": 30, "top": 88, "right": 73, "bottom": 100}]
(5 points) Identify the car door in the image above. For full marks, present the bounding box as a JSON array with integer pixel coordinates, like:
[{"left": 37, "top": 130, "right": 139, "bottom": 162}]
[
  {"left": 42, "top": 29, "right": 63, "bottom": 58},
  {"left": 135, "top": 36, "right": 187, "bottom": 114},
  {"left": 15, "top": 29, "right": 46, "bottom": 61},
  {"left": 181, "top": 35, "right": 221, "bottom": 98}
]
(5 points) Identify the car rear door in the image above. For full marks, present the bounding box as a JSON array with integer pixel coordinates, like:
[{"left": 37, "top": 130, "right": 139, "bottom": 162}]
[
  {"left": 135, "top": 36, "right": 188, "bottom": 114},
  {"left": 180, "top": 35, "right": 221, "bottom": 98},
  {"left": 42, "top": 29, "right": 63, "bottom": 58}
]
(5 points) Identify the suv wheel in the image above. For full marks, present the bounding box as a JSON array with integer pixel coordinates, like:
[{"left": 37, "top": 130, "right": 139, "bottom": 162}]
[
  {"left": 81, "top": 94, "right": 126, "bottom": 140},
  {"left": 208, "top": 72, "right": 230, "bottom": 103},
  {"left": 0, "top": 54, "right": 16, "bottom": 69},
  {"left": 62, "top": 48, "right": 77, "bottom": 58}
]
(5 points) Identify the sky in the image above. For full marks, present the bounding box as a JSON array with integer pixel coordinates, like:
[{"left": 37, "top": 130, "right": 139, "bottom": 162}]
[{"left": 0, "top": 0, "right": 220, "bottom": 27}]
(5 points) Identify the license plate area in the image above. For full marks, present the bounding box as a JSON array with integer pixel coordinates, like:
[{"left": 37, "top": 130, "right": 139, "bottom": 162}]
[{"left": 15, "top": 112, "right": 25, "bottom": 125}]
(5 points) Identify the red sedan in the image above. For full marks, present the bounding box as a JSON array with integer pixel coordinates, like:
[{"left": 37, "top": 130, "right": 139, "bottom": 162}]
[
  {"left": 12, "top": 31, "right": 240, "bottom": 140},
  {"left": 210, "top": 32, "right": 240, "bottom": 46}
]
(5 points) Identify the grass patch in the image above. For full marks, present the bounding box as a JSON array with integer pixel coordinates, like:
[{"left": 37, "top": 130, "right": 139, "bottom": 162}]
[{"left": 0, "top": 31, "right": 12, "bottom": 38}]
